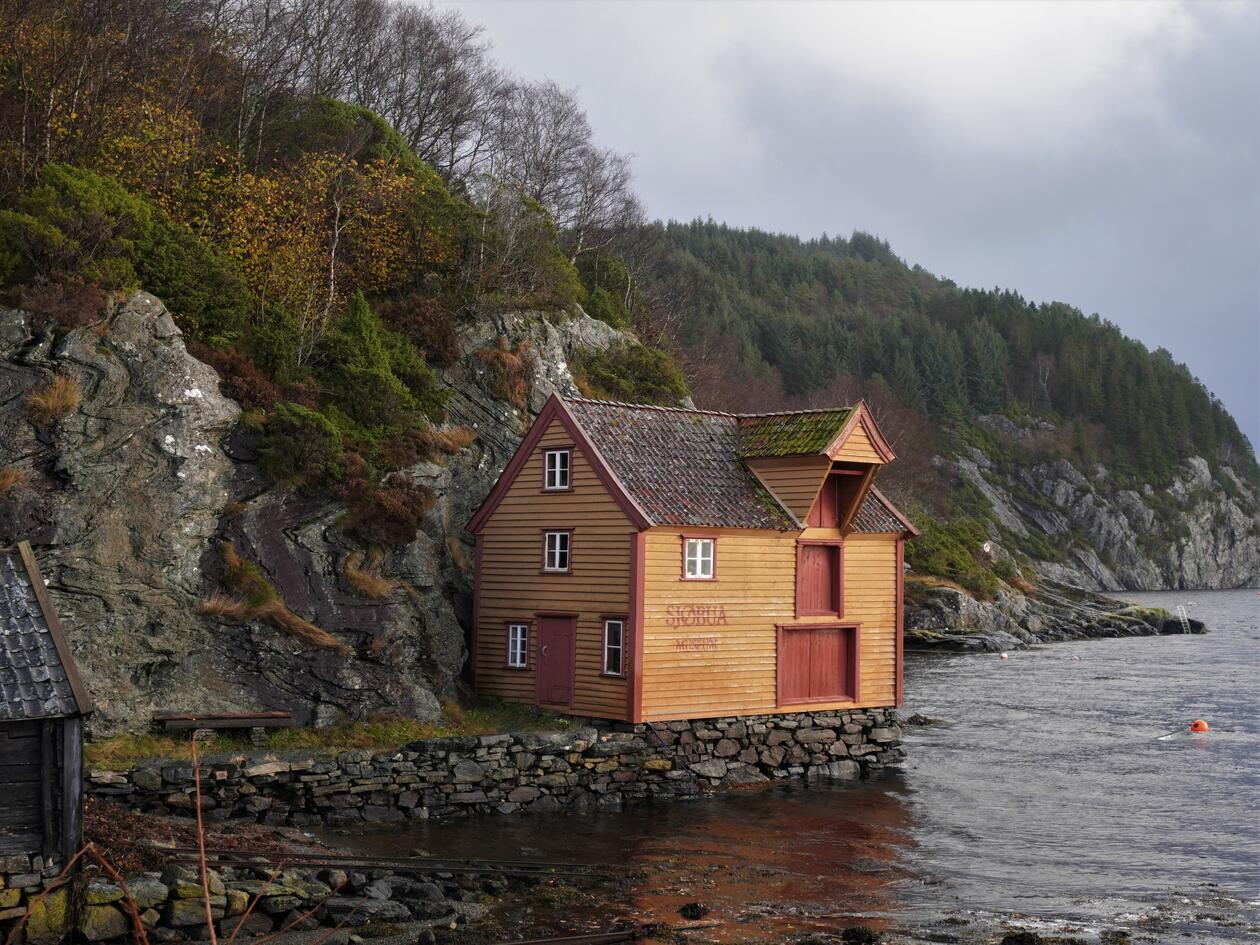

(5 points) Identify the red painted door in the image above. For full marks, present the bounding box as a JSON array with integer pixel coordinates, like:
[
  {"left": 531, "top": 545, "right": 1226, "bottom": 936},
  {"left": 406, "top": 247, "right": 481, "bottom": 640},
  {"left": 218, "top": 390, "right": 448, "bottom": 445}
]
[
  {"left": 799, "top": 545, "right": 838, "bottom": 614},
  {"left": 781, "top": 626, "right": 855, "bottom": 703},
  {"left": 537, "top": 616, "right": 575, "bottom": 705}
]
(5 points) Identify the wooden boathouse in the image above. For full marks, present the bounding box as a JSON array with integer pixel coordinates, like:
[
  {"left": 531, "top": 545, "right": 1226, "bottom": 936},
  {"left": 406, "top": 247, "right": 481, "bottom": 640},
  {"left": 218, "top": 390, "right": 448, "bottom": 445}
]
[
  {"left": 0, "top": 542, "right": 92, "bottom": 867},
  {"left": 467, "top": 396, "right": 917, "bottom": 723}
]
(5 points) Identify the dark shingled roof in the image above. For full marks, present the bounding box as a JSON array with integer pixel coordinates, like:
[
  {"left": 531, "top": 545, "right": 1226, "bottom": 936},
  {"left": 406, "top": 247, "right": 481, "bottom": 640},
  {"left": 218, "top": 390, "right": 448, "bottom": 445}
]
[
  {"left": 852, "top": 490, "right": 909, "bottom": 533},
  {"left": 565, "top": 400, "right": 798, "bottom": 530},
  {"left": 736, "top": 408, "right": 854, "bottom": 457},
  {"left": 0, "top": 549, "right": 81, "bottom": 721}
]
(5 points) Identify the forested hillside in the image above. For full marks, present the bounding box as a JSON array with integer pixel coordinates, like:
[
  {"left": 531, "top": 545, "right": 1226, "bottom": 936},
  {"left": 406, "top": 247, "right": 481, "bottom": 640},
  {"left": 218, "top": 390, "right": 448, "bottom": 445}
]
[{"left": 1, "top": 0, "right": 1254, "bottom": 611}]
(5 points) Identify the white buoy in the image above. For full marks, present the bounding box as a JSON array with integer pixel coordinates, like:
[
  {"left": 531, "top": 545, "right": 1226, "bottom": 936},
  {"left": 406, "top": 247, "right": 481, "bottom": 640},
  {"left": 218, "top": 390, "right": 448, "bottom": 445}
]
[{"left": 999, "top": 652, "right": 1009, "bottom": 660}]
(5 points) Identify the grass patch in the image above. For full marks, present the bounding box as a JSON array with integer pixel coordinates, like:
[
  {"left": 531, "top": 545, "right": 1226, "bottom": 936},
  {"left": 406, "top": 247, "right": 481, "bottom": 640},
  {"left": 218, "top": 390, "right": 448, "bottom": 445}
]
[
  {"left": 25, "top": 375, "right": 81, "bottom": 424},
  {"left": 420, "top": 425, "right": 477, "bottom": 455},
  {"left": 84, "top": 701, "right": 574, "bottom": 768},
  {"left": 199, "top": 541, "right": 349, "bottom": 653},
  {"left": 344, "top": 550, "right": 395, "bottom": 599},
  {"left": 0, "top": 466, "right": 30, "bottom": 497},
  {"left": 473, "top": 336, "right": 532, "bottom": 408}
]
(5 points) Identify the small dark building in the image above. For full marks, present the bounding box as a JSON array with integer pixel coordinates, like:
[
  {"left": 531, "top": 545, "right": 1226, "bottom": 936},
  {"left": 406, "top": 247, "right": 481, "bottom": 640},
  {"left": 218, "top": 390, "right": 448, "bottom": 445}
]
[{"left": 0, "top": 541, "right": 92, "bottom": 867}]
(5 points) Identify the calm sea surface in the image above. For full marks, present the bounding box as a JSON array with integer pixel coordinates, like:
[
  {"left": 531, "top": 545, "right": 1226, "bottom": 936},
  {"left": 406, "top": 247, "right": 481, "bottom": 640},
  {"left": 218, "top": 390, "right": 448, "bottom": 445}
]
[{"left": 336, "top": 588, "right": 1260, "bottom": 941}]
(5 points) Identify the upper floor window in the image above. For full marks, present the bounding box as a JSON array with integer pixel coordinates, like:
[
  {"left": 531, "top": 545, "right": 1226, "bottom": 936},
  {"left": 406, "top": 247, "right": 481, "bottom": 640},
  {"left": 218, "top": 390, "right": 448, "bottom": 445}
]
[
  {"left": 543, "top": 530, "right": 572, "bottom": 572},
  {"left": 543, "top": 449, "right": 571, "bottom": 490},
  {"left": 683, "top": 537, "right": 715, "bottom": 580},
  {"left": 603, "top": 619, "right": 625, "bottom": 676},
  {"left": 507, "top": 622, "right": 529, "bottom": 668}
]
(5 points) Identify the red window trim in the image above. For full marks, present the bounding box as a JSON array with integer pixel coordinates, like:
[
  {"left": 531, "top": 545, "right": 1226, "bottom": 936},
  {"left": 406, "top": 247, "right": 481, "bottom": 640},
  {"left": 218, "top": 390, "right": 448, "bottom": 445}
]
[
  {"left": 795, "top": 539, "right": 844, "bottom": 617},
  {"left": 539, "top": 527, "right": 574, "bottom": 574},
  {"left": 540, "top": 445, "right": 575, "bottom": 493},
  {"left": 679, "top": 533, "right": 718, "bottom": 581},
  {"left": 504, "top": 620, "right": 531, "bottom": 671},
  {"left": 775, "top": 622, "right": 861, "bottom": 707},
  {"left": 600, "top": 614, "right": 628, "bottom": 678}
]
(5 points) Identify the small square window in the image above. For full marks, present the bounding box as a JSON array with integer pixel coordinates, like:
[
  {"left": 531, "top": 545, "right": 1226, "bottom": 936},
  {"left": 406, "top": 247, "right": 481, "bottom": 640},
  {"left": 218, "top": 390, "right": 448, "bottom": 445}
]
[
  {"left": 507, "top": 623, "right": 529, "bottom": 668},
  {"left": 603, "top": 619, "right": 624, "bottom": 676},
  {"left": 683, "top": 538, "right": 714, "bottom": 579},
  {"left": 543, "top": 449, "right": 571, "bottom": 490},
  {"left": 543, "top": 531, "right": 571, "bottom": 572}
]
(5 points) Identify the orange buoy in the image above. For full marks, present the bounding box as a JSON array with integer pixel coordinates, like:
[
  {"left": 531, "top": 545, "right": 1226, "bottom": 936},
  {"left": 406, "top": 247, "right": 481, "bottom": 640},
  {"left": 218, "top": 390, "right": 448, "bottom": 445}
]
[{"left": 1190, "top": 719, "right": 1210, "bottom": 733}]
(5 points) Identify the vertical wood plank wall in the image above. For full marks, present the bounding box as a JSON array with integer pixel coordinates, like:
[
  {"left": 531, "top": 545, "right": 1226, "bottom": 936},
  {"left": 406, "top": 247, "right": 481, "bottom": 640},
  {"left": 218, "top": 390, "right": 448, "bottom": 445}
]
[
  {"left": 831, "top": 421, "right": 886, "bottom": 464},
  {"left": 475, "top": 418, "right": 631, "bottom": 718},
  {"left": 640, "top": 528, "right": 899, "bottom": 721},
  {"left": 744, "top": 456, "right": 831, "bottom": 521}
]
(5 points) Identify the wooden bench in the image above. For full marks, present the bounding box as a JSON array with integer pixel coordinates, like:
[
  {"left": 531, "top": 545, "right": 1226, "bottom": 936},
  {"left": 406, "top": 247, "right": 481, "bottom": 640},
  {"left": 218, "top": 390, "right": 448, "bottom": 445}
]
[{"left": 153, "top": 711, "right": 296, "bottom": 733}]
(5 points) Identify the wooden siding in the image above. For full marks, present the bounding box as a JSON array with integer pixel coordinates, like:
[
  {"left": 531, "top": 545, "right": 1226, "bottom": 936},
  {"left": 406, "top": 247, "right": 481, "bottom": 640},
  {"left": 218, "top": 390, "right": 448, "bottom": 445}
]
[
  {"left": 831, "top": 418, "right": 886, "bottom": 464},
  {"left": 745, "top": 456, "right": 830, "bottom": 522},
  {"left": 640, "top": 529, "right": 898, "bottom": 721},
  {"left": 475, "top": 418, "right": 631, "bottom": 719}
]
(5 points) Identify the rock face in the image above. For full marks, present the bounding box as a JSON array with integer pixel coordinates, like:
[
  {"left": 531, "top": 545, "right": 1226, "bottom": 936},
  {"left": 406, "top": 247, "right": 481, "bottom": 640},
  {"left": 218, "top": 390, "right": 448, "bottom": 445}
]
[
  {"left": 0, "top": 295, "right": 636, "bottom": 733},
  {"left": 905, "top": 581, "right": 1205, "bottom": 652},
  {"left": 954, "top": 417, "right": 1260, "bottom": 590}
]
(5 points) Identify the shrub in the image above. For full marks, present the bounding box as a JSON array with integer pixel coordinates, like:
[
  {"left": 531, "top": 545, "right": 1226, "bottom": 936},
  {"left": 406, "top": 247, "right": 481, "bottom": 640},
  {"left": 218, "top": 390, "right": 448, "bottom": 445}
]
[
  {"left": 16, "top": 283, "right": 108, "bottom": 329},
  {"left": 905, "top": 515, "right": 1001, "bottom": 600},
  {"left": 376, "top": 292, "right": 460, "bottom": 366},
  {"left": 576, "top": 252, "right": 632, "bottom": 329},
  {"left": 338, "top": 470, "right": 432, "bottom": 548},
  {"left": 187, "top": 341, "right": 281, "bottom": 411},
  {"left": 571, "top": 342, "right": 689, "bottom": 405},
  {"left": 259, "top": 403, "right": 345, "bottom": 487},
  {"left": 24, "top": 375, "right": 82, "bottom": 424},
  {"left": 0, "top": 164, "right": 150, "bottom": 289}
]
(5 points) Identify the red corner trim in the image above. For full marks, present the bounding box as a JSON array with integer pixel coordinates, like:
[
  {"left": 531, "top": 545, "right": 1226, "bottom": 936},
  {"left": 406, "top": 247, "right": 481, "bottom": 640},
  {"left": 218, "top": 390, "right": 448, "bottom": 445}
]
[
  {"left": 626, "top": 531, "right": 646, "bottom": 723},
  {"left": 466, "top": 394, "right": 652, "bottom": 534},
  {"left": 869, "top": 485, "right": 921, "bottom": 537},
  {"left": 470, "top": 539, "right": 483, "bottom": 687},
  {"left": 895, "top": 538, "right": 905, "bottom": 707},
  {"left": 824, "top": 401, "right": 897, "bottom": 463}
]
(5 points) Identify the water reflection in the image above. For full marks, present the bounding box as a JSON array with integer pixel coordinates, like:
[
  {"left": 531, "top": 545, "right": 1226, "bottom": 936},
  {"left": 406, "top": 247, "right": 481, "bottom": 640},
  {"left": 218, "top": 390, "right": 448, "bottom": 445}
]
[{"left": 335, "top": 774, "right": 921, "bottom": 940}]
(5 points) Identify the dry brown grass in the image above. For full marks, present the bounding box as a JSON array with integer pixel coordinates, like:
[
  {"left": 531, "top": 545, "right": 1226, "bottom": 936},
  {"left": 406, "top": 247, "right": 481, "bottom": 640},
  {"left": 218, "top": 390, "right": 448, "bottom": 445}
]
[
  {"left": 0, "top": 467, "right": 30, "bottom": 498},
  {"left": 344, "top": 550, "right": 395, "bottom": 599},
  {"left": 253, "top": 600, "right": 350, "bottom": 654},
  {"left": 905, "top": 573, "right": 969, "bottom": 593},
  {"left": 195, "top": 593, "right": 251, "bottom": 620},
  {"left": 421, "top": 425, "right": 477, "bottom": 456},
  {"left": 473, "top": 337, "right": 531, "bottom": 408},
  {"left": 446, "top": 535, "right": 470, "bottom": 571},
  {"left": 201, "top": 542, "right": 349, "bottom": 654},
  {"left": 25, "top": 375, "right": 81, "bottom": 424}
]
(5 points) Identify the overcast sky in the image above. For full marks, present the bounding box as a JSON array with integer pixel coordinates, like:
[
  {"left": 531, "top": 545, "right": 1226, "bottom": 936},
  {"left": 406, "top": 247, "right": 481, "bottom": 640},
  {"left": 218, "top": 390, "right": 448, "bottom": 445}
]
[{"left": 447, "top": 0, "right": 1259, "bottom": 444}]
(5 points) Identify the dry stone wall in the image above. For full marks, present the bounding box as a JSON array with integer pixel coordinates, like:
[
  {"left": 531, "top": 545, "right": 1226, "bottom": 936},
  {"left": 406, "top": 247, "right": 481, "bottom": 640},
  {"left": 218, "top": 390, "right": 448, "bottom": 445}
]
[{"left": 87, "top": 710, "right": 904, "bottom": 826}]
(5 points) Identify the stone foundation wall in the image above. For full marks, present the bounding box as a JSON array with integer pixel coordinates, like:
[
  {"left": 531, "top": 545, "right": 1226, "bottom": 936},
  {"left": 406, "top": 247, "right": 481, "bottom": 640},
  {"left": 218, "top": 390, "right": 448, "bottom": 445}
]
[
  {"left": 87, "top": 709, "right": 903, "bottom": 826},
  {"left": 0, "top": 854, "right": 67, "bottom": 944}
]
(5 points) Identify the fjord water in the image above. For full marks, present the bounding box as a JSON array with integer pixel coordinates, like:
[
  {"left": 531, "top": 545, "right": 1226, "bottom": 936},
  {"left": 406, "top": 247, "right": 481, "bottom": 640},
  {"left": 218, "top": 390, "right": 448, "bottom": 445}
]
[{"left": 340, "top": 589, "right": 1260, "bottom": 939}]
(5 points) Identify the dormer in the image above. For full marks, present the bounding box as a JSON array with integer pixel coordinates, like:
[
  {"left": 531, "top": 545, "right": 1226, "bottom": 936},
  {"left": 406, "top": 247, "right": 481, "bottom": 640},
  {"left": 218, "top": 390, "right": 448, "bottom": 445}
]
[{"left": 738, "top": 401, "right": 894, "bottom": 534}]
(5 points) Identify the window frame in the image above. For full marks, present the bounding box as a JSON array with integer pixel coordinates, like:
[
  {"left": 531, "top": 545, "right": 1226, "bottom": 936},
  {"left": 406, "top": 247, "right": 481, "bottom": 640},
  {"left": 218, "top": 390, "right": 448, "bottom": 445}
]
[
  {"left": 540, "top": 528, "right": 574, "bottom": 574},
  {"left": 680, "top": 535, "right": 717, "bottom": 581},
  {"left": 541, "top": 447, "right": 573, "bottom": 492},
  {"left": 601, "top": 616, "right": 626, "bottom": 677},
  {"left": 505, "top": 621, "right": 530, "bottom": 670},
  {"left": 795, "top": 539, "right": 844, "bottom": 617}
]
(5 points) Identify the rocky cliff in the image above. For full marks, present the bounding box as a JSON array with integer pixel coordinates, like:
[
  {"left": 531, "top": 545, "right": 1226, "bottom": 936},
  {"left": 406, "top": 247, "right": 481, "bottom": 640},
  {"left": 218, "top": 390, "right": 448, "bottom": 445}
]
[
  {"left": 951, "top": 415, "right": 1259, "bottom": 591},
  {"left": 0, "top": 294, "right": 625, "bottom": 734}
]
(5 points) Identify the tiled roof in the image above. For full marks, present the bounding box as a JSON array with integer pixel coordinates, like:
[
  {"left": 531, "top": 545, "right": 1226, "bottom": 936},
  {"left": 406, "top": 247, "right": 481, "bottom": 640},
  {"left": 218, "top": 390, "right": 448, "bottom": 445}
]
[
  {"left": 565, "top": 400, "right": 798, "bottom": 530},
  {"left": 736, "top": 408, "right": 853, "bottom": 457},
  {"left": 0, "top": 550, "right": 81, "bottom": 721},
  {"left": 852, "top": 490, "right": 910, "bottom": 533}
]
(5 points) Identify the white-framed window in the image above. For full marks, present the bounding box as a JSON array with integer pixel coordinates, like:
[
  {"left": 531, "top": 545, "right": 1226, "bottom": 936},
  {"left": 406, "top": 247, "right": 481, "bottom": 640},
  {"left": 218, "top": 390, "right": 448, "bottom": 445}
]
[
  {"left": 603, "top": 619, "right": 625, "bottom": 676},
  {"left": 507, "top": 623, "right": 529, "bottom": 668},
  {"left": 683, "top": 538, "right": 715, "bottom": 579},
  {"left": 543, "top": 449, "right": 571, "bottom": 490},
  {"left": 543, "top": 531, "right": 571, "bottom": 572}
]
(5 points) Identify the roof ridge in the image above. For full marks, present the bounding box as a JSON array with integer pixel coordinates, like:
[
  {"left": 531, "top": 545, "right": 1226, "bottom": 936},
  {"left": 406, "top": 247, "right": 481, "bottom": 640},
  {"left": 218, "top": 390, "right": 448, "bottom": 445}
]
[{"left": 562, "top": 397, "right": 855, "bottom": 420}]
